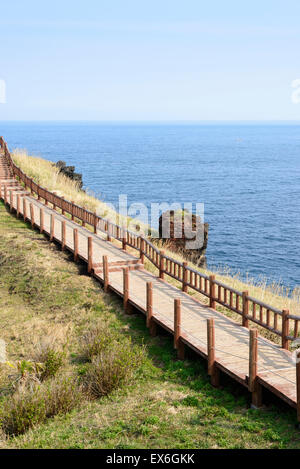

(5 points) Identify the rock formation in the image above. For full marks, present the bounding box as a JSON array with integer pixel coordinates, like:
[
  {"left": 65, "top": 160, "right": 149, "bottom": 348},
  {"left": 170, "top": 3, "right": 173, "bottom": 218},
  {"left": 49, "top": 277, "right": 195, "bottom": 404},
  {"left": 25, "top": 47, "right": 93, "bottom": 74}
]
[{"left": 158, "top": 209, "right": 209, "bottom": 267}]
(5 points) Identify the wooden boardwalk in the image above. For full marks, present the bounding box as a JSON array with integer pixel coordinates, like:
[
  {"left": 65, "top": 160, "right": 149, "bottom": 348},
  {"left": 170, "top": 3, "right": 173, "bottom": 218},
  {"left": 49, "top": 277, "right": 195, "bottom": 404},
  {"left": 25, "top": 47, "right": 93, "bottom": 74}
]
[{"left": 0, "top": 149, "right": 299, "bottom": 420}]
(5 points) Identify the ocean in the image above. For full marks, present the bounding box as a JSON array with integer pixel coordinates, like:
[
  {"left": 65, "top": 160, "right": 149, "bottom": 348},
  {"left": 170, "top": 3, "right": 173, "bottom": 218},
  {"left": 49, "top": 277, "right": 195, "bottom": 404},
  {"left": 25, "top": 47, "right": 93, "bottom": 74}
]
[{"left": 1, "top": 121, "right": 299, "bottom": 288}]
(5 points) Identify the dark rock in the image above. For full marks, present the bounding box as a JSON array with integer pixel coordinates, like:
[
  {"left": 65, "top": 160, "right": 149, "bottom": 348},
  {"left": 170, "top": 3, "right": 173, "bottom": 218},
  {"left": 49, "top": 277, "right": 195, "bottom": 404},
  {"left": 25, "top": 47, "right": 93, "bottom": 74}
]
[
  {"left": 158, "top": 209, "right": 209, "bottom": 267},
  {"left": 55, "top": 161, "right": 83, "bottom": 189}
]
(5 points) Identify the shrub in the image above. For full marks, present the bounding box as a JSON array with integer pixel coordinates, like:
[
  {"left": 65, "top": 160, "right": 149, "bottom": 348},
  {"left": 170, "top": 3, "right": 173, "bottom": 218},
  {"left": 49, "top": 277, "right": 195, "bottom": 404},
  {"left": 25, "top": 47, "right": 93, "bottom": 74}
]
[
  {"left": 44, "top": 375, "right": 82, "bottom": 418},
  {"left": 39, "top": 349, "right": 65, "bottom": 380},
  {"left": 80, "top": 324, "right": 116, "bottom": 362},
  {"left": 33, "top": 333, "right": 67, "bottom": 380},
  {"left": 84, "top": 339, "right": 145, "bottom": 398},
  {"left": 1, "top": 385, "right": 46, "bottom": 436},
  {"left": 1, "top": 375, "right": 82, "bottom": 436}
]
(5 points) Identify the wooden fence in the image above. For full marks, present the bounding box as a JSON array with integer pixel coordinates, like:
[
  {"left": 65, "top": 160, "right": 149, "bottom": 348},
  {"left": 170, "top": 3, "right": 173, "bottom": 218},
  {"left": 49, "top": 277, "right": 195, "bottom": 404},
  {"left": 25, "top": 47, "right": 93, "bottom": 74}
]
[{"left": 1, "top": 136, "right": 299, "bottom": 351}]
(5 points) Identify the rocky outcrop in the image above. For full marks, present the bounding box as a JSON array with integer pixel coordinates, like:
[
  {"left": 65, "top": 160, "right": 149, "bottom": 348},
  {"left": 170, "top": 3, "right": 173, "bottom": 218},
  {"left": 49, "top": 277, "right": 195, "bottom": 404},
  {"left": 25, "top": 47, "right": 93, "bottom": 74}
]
[
  {"left": 55, "top": 161, "right": 83, "bottom": 189},
  {"left": 158, "top": 210, "right": 209, "bottom": 267}
]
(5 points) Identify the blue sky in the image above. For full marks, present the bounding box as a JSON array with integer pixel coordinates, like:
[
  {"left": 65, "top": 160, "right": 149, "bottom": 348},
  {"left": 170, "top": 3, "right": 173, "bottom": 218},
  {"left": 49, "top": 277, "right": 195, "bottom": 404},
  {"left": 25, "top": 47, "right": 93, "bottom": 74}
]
[{"left": 1, "top": 0, "right": 300, "bottom": 121}]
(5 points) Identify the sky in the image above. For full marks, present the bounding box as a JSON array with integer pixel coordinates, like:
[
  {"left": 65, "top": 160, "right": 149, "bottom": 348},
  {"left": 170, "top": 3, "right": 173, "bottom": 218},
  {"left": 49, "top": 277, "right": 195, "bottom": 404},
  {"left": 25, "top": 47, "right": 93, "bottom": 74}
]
[{"left": 0, "top": 0, "right": 300, "bottom": 121}]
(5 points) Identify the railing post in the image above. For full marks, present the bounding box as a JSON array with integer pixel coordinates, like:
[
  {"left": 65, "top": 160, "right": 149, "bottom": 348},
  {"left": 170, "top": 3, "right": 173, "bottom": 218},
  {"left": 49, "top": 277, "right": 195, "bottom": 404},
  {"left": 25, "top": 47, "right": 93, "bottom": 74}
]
[
  {"left": 30, "top": 178, "right": 33, "bottom": 195},
  {"left": 297, "top": 350, "right": 300, "bottom": 426},
  {"left": 146, "top": 282, "right": 156, "bottom": 336},
  {"left": 140, "top": 238, "right": 145, "bottom": 264},
  {"left": 174, "top": 299, "right": 185, "bottom": 360},
  {"left": 61, "top": 198, "right": 65, "bottom": 216},
  {"left": 103, "top": 255, "right": 109, "bottom": 292},
  {"left": 82, "top": 207, "right": 86, "bottom": 227},
  {"left": 207, "top": 318, "right": 219, "bottom": 387},
  {"left": 159, "top": 250, "right": 165, "bottom": 280},
  {"left": 17, "top": 194, "right": 21, "bottom": 218},
  {"left": 50, "top": 214, "right": 55, "bottom": 241},
  {"left": 61, "top": 221, "right": 66, "bottom": 251},
  {"left": 30, "top": 203, "right": 34, "bottom": 227},
  {"left": 9, "top": 190, "right": 13, "bottom": 212},
  {"left": 282, "top": 309, "right": 290, "bottom": 350},
  {"left": 71, "top": 201, "right": 75, "bottom": 221},
  {"left": 182, "top": 262, "right": 188, "bottom": 293},
  {"left": 209, "top": 275, "right": 216, "bottom": 309},
  {"left": 107, "top": 222, "right": 111, "bottom": 242},
  {"left": 23, "top": 198, "right": 27, "bottom": 221},
  {"left": 122, "top": 228, "right": 127, "bottom": 251},
  {"left": 73, "top": 228, "right": 78, "bottom": 262},
  {"left": 40, "top": 207, "right": 44, "bottom": 234},
  {"left": 93, "top": 213, "right": 97, "bottom": 234},
  {"left": 88, "top": 236, "right": 93, "bottom": 273},
  {"left": 242, "top": 291, "right": 249, "bottom": 328},
  {"left": 249, "top": 329, "right": 262, "bottom": 408},
  {"left": 53, "top": 192, "right": 57, "bottom": 211},
  {"left": 4, "top": 185, "right": 7, "bottom": 205},
  {"left": 123, "top": 267, "right": 131, "bottom": 313}
]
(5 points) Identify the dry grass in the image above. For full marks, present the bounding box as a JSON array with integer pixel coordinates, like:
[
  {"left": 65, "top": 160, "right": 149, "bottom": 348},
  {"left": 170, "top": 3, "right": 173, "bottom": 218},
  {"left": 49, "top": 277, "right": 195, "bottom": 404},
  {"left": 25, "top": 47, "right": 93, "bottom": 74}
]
[{"left": 12, "top": 149, "right": 151, "bottom": 234}]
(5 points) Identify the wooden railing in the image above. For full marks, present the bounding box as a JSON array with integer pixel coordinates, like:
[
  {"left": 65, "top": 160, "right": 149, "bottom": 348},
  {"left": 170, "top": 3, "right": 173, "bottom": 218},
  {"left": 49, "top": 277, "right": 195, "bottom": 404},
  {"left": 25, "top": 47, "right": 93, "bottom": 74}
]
[{"left": 1, "top": 136, "right": 299, "bottom": 350}]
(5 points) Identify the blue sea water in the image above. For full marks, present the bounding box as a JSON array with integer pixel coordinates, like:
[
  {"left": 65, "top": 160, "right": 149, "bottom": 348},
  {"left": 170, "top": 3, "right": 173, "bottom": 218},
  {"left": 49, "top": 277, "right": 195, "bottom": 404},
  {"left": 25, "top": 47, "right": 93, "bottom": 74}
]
[{"left": 1, "top": 121, "right": 300, "bottom": 289}]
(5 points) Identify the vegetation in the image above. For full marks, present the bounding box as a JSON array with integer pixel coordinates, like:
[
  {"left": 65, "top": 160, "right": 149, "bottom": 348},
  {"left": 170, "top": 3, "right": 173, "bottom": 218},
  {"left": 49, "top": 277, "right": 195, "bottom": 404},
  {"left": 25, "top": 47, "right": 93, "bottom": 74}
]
[{"left": 0, "top": 201, "right": 300, "bottom": 448}]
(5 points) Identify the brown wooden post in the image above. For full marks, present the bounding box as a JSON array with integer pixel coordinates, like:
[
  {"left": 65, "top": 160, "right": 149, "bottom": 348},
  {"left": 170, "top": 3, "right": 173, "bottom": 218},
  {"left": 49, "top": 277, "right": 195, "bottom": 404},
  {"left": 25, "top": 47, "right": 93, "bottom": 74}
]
[
  {"left": 23, "top": 198, "right": 27, "bottom": 221},
  {"left": 242, "top": 291, "right": 249, "bottom": 328},
  {"left": 53, "top": 192, "right": 57, "bottom": 211},
  {"left": 140, "top": 238, "right": 145, "bottom": 263},
  {"left": 182, "top": 262, "right": 188, "bottom": 292},
  {"left": 40, "top": 208, "right": 44, "bottom": 234},
  {"left": 207, "top": 318, "right": 219, "bottom": 386},
  {"left": 71, "top": 201, "right": 75, "bottom": 221},
  {"left": 209, "top": 275, "right": 216, "bottom": 309},
  {"left": 103, "top": 255, "right": 109, "bottom": 292},
  {"left": 282, "top": 309, "right": 290, "bottom": 350},
  {"left": 297, "top": 350, "right": 300, "bottom": 425},
  {"left": 45, "top": 194, "right": 48, "bottom": 206},
  {"left": 174, "top": 299, "right": 181, "bottom": 349},
  {"left": 146, "top": 282, "right": 153, "bottom": 328},
  {"left": 249, "top": 328, "right": 262, "bottom": 408},
  {"left": 61, "top": 221, "right": 66, "bottom": 251},
  {"left": 61, "top": 198, "right": 65, "bottom": 216},
  {"left": 159, "top": 250, "right": 165, "bottom": 280},
  {"left": 87, "top": 236, "right": 93, "bottom": 273},
  {"left": 122, "top": 228, "right": 127, "bottom": 251},
  {"left": 107, "top": 222, "right": 111, "bottom": 242},
  {"left": 9, "top": 190, "right": 13, "bottom": 212},
  {"left": 30, "top": 203, "right": 34, "bottom": 227},
  {"left": 30, "top": 178, "right": 33, "bottom": 195},
  {"left": 146, "top": 282, "right": 156, "bottom": 336},
  {"left": 93, "top": 213, "right": 97, "bottom": 234},
  {"left": 174, "top": 299, "right": 185, "bottom": 359},
  {"left": 17, "top": 194, "right": 21, "bottom": 218},
  {"left": 50, "top": 214, "right": 55, "bottom": 241},
  {"left": 82, "top": 207, "right": 86, "bottom": 227},
  {"left": 73, "top": 228, "right": 78, "bottom": 261},
  {"left": 123, "top": 267, "right": 130, "bottom": 313},
  {"left": 37, "top": 187, "right": 40, "bottom": 201}
]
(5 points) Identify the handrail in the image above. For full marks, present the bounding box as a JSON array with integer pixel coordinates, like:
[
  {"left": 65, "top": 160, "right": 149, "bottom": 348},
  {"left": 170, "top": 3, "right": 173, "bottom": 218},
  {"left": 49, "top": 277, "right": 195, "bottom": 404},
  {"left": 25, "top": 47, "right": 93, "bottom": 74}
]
[{"left": 0, "top": 136, "right": 299, "bottom": 349}]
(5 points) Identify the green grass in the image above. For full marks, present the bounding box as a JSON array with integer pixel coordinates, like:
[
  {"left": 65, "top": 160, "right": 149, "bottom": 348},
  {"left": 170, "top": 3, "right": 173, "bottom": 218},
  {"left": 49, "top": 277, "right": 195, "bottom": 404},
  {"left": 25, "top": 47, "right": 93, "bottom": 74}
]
[{"left": 0, "top": 200, "right": 300, "bottom": 449}]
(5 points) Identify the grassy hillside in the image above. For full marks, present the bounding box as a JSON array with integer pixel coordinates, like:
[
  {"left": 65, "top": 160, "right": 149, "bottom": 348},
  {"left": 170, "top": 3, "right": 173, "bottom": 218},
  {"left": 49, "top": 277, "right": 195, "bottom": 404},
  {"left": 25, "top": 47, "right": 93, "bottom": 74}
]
[{"left": 0, "top": 201, "right": 300, "bottom": 448}]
